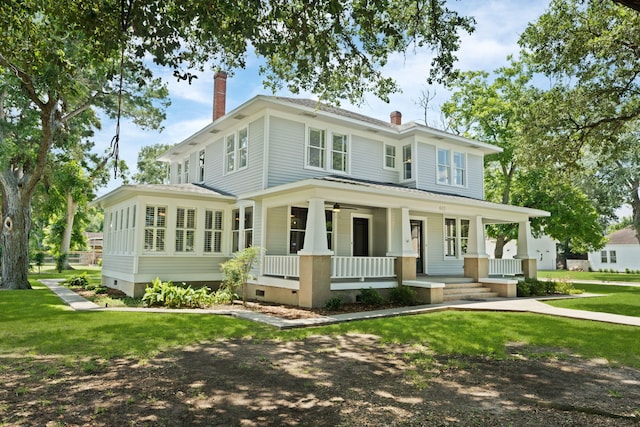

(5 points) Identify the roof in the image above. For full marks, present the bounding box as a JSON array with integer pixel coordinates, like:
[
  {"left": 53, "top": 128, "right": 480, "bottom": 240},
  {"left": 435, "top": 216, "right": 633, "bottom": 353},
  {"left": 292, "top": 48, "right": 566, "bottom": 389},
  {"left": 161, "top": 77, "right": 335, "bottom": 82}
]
[
  {"left": 607, "top": 227, "right": 640, "bottom": 245},
  {"left": 91, "top": 183, "right": 235, "bottom": 207},
  {"left": 159, "top": 95, "right": 502, "bottom": 160}
]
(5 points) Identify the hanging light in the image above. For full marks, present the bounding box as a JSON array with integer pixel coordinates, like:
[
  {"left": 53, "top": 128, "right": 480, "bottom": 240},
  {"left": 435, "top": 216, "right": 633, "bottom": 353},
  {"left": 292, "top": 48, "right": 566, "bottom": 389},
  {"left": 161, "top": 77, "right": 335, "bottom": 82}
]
[{"left": 332, "top": 203, "right": 341, "bottom": 212}]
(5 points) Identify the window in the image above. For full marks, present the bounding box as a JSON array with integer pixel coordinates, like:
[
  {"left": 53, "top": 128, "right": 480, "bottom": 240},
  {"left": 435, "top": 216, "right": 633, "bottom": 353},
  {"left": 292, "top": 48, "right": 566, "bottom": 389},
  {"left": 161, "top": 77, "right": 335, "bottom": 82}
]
[
  {"left": 609, "top": 250, "right": 617, "bottom": 263},
  {"left": 402, "top": 144, "right": 412, "bottom": 180},
  {"left": 183, "top": 159, "right": 190, "bottom": 183},
  {"left": 232, "top": 209, "right": 240, "bottom": 252},
  {"left": 444, "top": 217, "right": 469, "bottom": 258},
  {"left": 307, "top": 128, "right": 326, "bottom": 169},
  {"left": 132, "top": 205, "right": 136, "bottom": 228},
  {"left": 384, "top": 144, "right": 396, "bottom": 169},
  {"left": 204, "top": 210, "right": 223, "bottom": 253},
  {"left": 438, "top": 148, "right": 466, "bottom": 186},
  {"left": 289, "top": 207, "right": 333, "bottom": 253},
  {"left": 225, "top": 127, "right": 249, "bottom": 173},
  {"left": 331, "top": 133, "right": 348, "bottom": 172},
  {"left": 601, "top": 250, "right": 608, "bottom": 263},
  {"left": 166, "top": 164, "right": 171, "bottom": 184},
  {"left": 175, "top": 208, "right": 196, "bottom": 252},
  {"left": 198, "top": 150, "right": 205, "bottom": 182},
  {"left": 244, "top": 207, "right": 253, "bottom": 248},
  {"left": 177, "top": 163, "right": 182, "bottom": 184},
  {"left": 144, "top": 206, "right": 166, "bottom": 252}
]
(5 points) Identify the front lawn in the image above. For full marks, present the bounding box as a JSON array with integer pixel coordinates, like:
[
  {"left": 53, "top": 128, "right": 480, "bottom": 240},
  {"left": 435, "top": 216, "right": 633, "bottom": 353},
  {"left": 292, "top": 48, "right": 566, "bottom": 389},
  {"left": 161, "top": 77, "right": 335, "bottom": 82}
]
[
  {"left": 539, "top": 269, "right": 640, "bottom": 283},
  {"left": 544, "top": 283, "right": 640, "bottom": 318}
]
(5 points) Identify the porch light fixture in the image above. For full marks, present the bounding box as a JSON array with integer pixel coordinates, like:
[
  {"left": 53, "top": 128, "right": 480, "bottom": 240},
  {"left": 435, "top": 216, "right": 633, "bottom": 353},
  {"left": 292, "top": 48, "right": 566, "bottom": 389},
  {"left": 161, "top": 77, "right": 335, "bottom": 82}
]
[{"left": 332, "top": 203, "right": 341, "bottom": 212}]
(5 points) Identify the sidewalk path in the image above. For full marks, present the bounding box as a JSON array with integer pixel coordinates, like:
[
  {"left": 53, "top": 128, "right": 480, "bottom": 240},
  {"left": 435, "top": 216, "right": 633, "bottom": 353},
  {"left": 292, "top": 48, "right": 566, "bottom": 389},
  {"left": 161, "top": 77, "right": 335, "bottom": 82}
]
[{"left": 41, "top": 279, "right": 640, "bottom": 329}]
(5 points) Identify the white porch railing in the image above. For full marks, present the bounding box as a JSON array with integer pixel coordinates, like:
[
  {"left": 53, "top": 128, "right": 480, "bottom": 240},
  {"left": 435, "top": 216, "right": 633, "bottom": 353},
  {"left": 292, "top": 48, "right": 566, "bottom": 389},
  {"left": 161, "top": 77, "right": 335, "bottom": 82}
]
[
  {"left": 262, "top": 255, "right": 396, "bottom": 281},
  {"left": 263, "top": 255, "right": 300, "bottom": 278},
  {"left": 331, "top": 256, "right": 395, "bottom": 281},
  {"left": 489, "top": 258, "right": 523, "bottom": 276}
]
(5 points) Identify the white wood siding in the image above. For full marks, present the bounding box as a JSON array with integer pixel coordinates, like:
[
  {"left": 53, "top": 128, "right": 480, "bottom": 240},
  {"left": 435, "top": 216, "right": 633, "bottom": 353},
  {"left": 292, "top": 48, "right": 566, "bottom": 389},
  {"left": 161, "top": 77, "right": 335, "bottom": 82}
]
[
  {"left": 102, "top": 255, "right": 134, "bottom": 274},
  {"left": 137, "top": 256, "right": 227, "bottom": 282},
  {"left": 419, "top": 212, "right": 465, "bottom": 275},
  {"left": 265, "top": 206, "right": 288, "bottom": 255},
  {"left": 350, "top": 135, "right": 398, "bottom": 182}
]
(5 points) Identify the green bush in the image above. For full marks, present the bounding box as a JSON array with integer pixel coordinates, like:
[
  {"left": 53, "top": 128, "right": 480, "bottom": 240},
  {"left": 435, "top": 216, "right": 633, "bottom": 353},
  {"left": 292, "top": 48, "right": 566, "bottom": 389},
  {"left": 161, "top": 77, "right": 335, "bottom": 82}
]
[
  {"left": 94, "top": 287, "right": 108, "bottom": 294},
  {"left": 388, "top": 285, "right": 417, "bottom": 305},
  {"left": 67, "top": 272, "right": 89, "bottom": 288},
  {"left": 142, "top": 277, "right": 213, "bottom": 308},
  {"left": 324, "top": 296, "right": 343, "bottom": 310},
  {"left": 517, "top": 278, "right": 578, "bottom": 297},
  {"left": 359, "top": 287, "right": 384, "bottom": 305},
  {"left": 212, "top": 287, "right": 237, "bottom": 304}
]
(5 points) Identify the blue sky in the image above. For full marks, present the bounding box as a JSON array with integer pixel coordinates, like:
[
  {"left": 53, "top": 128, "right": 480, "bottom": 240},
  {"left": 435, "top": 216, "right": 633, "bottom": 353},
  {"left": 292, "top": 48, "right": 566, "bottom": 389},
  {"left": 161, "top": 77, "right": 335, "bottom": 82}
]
[{"left": 94, "top": 0, "right": 551, "bottom": 196}]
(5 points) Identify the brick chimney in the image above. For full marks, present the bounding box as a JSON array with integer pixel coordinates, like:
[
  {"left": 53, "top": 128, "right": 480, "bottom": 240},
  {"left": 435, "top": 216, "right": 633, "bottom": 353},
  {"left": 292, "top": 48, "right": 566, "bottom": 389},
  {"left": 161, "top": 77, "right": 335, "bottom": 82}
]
[
  {"left": 213, "top": 71, "right": 227, "bottom": 121},
  {"left": 390, "top": 111, "right": 402, "bottom": 125}
]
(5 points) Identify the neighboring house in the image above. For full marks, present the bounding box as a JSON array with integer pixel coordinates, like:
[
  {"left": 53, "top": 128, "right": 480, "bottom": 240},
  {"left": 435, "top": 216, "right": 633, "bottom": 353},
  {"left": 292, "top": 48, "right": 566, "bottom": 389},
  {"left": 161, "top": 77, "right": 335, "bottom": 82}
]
[
  {"left": 588, "top": 227, "right": 640, "bottom": 272},
  {"left": 486, "top": 235, "right": 557, "bottom": 271},
  {"left": 93, "top": 72, "right": 549, "bottom": 307}
]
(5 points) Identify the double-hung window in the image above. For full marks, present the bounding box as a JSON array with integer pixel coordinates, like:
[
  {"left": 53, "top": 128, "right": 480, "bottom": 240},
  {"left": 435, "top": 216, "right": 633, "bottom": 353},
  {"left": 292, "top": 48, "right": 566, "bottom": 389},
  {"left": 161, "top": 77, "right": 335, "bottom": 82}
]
[
  {"left": 225, "top": 128, "right": 249, "bottom": 173},
  {"left": 307, "top": 128, "right": 326, "bottom": 169},
  {"left": 402, "top": 144, "right": 412, "bottom": 180},
  {"left": 183, "top": 159, "right": 190, "bottom": 183},
  {"left": 198, "top": 150, "right": 205, "bottom": 182},
  {"left": 438, "top": 148, "right": 466, "bottom": 186},
  {"left": 244, "top": 207, "right": 253, "bottom": 248},
  {"left": 175, "top": 208, "right": 196, "bottom": 252},
  {"left": 204, "top": 210, "right": 223, "bottom": 253},
  {"left": 609, "top": 250, "right": 617, "bottom": 263},
  {"left": 444, "top": 217, "right": 469, "bottom": 258},
  {"left": 331, "top": 133, "right": 348, "bottom": 172},
  {"left": 177, "top": 163, "right": 182, "bottom": 184},
  {"left": 144, "top": 206, "right": 166, "bottom": 252},
  {"left": 600, "top": 250, "right": 608, "bottom": 263},
  {"left": 384, "top": 144, "right": 396, "bottom": 169}
]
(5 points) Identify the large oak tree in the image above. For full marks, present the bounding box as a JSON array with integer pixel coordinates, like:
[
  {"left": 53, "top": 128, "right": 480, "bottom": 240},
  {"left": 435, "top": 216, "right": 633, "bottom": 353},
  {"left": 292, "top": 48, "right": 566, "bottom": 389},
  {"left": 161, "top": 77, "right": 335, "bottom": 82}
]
[{"left": 0, "top": 0, "right": 474, "bottom": 289}]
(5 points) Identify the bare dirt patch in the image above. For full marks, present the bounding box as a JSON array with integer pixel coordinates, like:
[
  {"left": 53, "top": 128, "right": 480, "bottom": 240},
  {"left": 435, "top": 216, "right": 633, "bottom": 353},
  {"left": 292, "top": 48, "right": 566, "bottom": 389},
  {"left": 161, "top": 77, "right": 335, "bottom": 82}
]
[{"left": 2, "top": 334, "right": 639, "bottom": 426}]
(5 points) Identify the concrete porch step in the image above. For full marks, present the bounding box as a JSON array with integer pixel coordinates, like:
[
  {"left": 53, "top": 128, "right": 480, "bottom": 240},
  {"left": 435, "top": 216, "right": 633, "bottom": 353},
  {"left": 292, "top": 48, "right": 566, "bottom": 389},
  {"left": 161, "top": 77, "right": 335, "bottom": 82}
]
[{"left": 442, "top": 283, "right": 499, "bottom": 301}]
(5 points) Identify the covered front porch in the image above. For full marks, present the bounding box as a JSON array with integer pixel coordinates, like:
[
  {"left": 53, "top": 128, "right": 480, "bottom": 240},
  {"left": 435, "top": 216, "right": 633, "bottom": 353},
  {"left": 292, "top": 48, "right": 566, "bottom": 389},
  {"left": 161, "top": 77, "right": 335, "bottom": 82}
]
[{"left": 242, "top": 177, "right": 548, "bottom": 308}]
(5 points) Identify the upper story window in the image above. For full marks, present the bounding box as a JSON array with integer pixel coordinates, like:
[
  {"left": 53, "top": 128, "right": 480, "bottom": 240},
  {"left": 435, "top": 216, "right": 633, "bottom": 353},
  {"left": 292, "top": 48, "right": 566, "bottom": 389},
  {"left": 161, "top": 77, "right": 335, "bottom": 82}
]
[
  {"left": 444, "top": 217, "right": 469, "bottom": 258},
  {"left": 177, "top": 163, "right": 182, "bottom": 184},
  {"left": 183, "top": 159, "right": 190, "bottom": 183},
  {"left": 198, "top": 150, "right": 205, "bottom": 182},
  {"left": 144, "top": 206, "right": 166, "bottom": 252},
  {"left": 225, "top": 127, "right": 249, "bottom": 174},
  {"left": 307, "top": 128, "right": 326, "bottom": 169},
  {"left": 331, "top": 133, "right": 348, "bottom": 172},
  {"left": 384, "top": 144, "right": 396, "bottom": 169},
  {"left": 175, "top": 207, "right": 196, "bottom": 252},
  {"left": 402, "top": 144, "right": 412, "bottom": 180},
  {"left": 306, "top": 127, "right": 350, "bottom": 174},
  {"left": 438, "top": 148, "right": 466, "bottom": 186}
]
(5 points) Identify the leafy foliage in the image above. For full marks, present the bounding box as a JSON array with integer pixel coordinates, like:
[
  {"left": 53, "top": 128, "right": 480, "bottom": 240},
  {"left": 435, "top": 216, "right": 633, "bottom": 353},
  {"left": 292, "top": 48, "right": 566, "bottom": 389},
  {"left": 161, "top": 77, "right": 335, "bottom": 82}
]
[
  {"left": 132, "top": 143, "right": 174, "bottom": 184},
  {"left": 66, "top": 272, "right": 89, "bottom": 288},
  {"left": 220, "top": 247, "right": 260, "bottom": 306},
  {"left": 516, "top": 278, "right": 578, "bottom": 297},
  {"left": 324, "top": 296, "right": 343, "bottom": 311},
  {"left": 359, "top": 288, "right": 384, "bottom": 305},
  {"left": 142, "top": 277, "right": 213, "bottom": 309},
  {"left": 388, "top": 285, "right": 418, "bottom": 306}
]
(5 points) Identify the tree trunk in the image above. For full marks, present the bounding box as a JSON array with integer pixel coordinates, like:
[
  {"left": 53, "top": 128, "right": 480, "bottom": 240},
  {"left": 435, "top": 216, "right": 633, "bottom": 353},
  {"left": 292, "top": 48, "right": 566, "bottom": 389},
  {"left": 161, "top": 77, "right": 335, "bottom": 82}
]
[
  {"left": 631, "top": 179, "right": 640, "bottom": 242},
  {"left": 494, "top": 235, "right": 506, "bottom": 259},
  {"left": 59, "top": 192, "right": 79, "bottom": 269},
  {"left": 1, "top": 183, "right": 32, "bottom": 289}
]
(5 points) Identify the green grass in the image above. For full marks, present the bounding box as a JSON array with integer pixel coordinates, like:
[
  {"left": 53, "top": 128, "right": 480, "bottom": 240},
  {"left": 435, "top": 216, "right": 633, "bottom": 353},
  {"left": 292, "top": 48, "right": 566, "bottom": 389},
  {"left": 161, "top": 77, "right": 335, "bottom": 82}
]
[
  {"left": 2, "top": 281, "right": 639, "bottom": 368},
  {"left": 544, "top": 283, "right": 640, "bottom": 318},
  {"left": 539, "top": 270, "right": 640, "bottom": 283}
]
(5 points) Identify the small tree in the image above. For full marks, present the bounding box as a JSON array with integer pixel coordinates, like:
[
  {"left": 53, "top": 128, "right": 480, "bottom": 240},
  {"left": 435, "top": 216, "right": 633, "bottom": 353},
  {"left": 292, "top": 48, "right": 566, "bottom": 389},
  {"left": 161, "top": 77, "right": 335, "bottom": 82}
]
[
  {"left": 220, "top": 247, "right": 261, "bottom": 307},
  {"left": 32, "top": 252, "right": 45, "bottom": 274}
]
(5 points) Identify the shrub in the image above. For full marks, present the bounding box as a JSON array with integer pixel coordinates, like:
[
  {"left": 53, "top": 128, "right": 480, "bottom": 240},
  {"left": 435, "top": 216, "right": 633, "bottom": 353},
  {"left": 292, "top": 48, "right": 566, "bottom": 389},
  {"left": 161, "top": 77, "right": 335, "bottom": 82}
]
[
  {"left": 142, "top": 277, "right": 213, "bottom": 308},
  {"left": 220, "top": 247, "right": 260, "bottom": 306},
  {"left": 67, "top": 272, "right": 89, "bottom": 288},
  {"left": 324, "top": 296, "right": 343, "bottom": 310},
  {"left": 94, "top": 287, "right": 108, "bottom": 294},
  {"left": 517, "top": 278, "right": 579, "bottom": 296},
  {"left": 388, "top": 285, "right": 417, "bottom": 305},
  {"left": 212, "top": 287, "right": 237, "bottom": 304},
  {"left": 359, "top": 288, "right": 384, "bottom": 305}
]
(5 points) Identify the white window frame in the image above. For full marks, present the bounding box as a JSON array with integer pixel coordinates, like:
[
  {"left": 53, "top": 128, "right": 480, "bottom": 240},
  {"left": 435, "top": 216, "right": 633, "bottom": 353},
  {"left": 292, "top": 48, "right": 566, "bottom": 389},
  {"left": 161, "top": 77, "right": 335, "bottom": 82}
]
[
  {"left": 438, "top": 148, "right": 466, "bottom": 187},
  {"left": 384, "top": 144, "right": 396, "bottom": 170},
  {"left": 224, "top": 127, "right": 249, "bottom": 174},
  {"left": 177, "top": 163, "right": 182, "bottom": 184},
  {"left": 198, "top": 150, "right": 205, "bottom": 182},
  {"left": 183, "top": 158, "right": 190, "bottom": 184},
  {"left": 600, "top": 250, "right": 608, "bottom": 263},
  {"left": 306, "top": 127, "right": 326, "bottom": 170},
  {"left": 444, "top": 217, "right": 470, "bottom": 259},
  {"left": 402, "top": 144, "right": 413, "bottom": 181},
  {"left": 204, "top": 210, "right": 223, "bottom": 253},
  {"left": 330, "top": 132, "right": 349, "bottom": 173},
  {"left": 609, "top": 250, "right": 617, "bottom": 264},
  {"left": 175, "top": 207, "right": 196, "bottom": 253},
  {"left": 144, "top": 205, "right": 167, "bottom": 252}
]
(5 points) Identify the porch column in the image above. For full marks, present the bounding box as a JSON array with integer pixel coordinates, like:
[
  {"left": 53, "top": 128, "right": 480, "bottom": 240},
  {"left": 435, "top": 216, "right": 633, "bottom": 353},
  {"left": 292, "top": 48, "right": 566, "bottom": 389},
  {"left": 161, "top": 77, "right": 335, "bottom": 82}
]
[
  {"left": 515, "top": 220, "right": 537, "bottom": 279},
  {"left": 386, "top": 207, "right": 417, "bottom": 283},
  {"left": 298, "top": 198, "right": 333, "bottom": 308},
  {"left": 463, "top": 216, "right": 489, "bottom": 281}
]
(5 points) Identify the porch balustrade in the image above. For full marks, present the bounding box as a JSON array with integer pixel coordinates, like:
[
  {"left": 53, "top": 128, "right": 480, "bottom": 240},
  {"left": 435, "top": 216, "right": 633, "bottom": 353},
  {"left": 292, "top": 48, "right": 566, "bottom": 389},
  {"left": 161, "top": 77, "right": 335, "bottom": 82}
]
[
  {"left": 489, "top": 258, "right": 523, "bottom": 276},
  {"left": 262, "top": 255, "right": 396, "bottom": 281}
]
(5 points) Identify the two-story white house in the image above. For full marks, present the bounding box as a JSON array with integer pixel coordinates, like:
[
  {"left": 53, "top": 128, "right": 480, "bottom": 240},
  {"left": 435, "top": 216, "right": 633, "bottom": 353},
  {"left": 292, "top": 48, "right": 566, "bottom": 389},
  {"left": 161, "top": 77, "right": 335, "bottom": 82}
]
[{"left": 93, "top": 72, "right": 549, "bottom": 307}]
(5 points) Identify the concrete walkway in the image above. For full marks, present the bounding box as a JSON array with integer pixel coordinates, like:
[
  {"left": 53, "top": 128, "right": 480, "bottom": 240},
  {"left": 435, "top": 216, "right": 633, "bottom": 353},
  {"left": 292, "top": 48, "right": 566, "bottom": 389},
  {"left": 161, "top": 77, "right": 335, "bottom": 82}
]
[{"left": 40, "top": 279, "right": 640, "bottom": 329}]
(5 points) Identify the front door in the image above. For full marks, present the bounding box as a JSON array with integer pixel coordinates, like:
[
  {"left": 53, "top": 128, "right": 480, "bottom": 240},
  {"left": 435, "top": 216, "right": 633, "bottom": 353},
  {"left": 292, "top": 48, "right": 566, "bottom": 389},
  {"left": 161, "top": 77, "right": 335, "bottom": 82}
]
[
  {"left": 352, "top": 217, "right": 370, "bottom": 256},
  {"left": 411, "top": 219, "right": 424, "bottom": 274}
]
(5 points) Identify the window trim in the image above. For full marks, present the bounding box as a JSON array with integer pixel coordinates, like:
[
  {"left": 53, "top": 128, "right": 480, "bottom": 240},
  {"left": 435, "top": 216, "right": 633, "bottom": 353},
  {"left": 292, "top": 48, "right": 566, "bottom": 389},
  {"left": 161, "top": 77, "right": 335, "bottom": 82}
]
[
  {"left": 402, "top": 144, "right": 413, "bottom": 181},
  {"left": 224, "top": 127, "right": 249, "bottom": 175},
  {"left": 437, "top": 147, "right": 467, "bottom": 187},
  {"left": 175, "top": 207, "right": 196, "bottom": 253},
  {"left": 305, "top": 127, "right": 326, "bottom": 171},
  {"left": 183, "top": 158, "right": 190, "bottom": 184},
  {"left": 384, "top": 144, "right": 396, "bottom": 170},
  {"left": 204, "top": 209, "right": 223, "bottom": 254},
  {"left": 329, "top": 132, "right": 349, "bottom": 173},
  {"left": 198, "top": 149, "right": 205, "bottom": 182},
  {"left": 144, "top": 205, "right": 167, "bottom": 253},
  {"left": 443, "top": 217, "right": 470, "bottom": 260}
]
